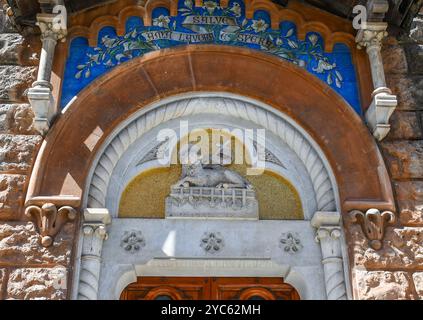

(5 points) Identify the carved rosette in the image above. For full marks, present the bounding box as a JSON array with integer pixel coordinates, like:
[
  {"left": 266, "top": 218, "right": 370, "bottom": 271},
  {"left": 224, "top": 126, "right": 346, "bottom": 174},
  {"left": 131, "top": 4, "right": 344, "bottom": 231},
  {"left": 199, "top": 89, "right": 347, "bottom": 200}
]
[
  {"left": 349, "top": 208, "right": 396, "bottom": 250},
  {"left": 279, "top": 232, "right": 303, "bottom": 254},
  {"left": 120, "top": 230, "right": 146, "bottom": 253},
  {"left": 25, "top": 203, "right": 76, "bottom": 247},
  {"left": 200, "top": 232, "right": 224, "bottom": 254}
]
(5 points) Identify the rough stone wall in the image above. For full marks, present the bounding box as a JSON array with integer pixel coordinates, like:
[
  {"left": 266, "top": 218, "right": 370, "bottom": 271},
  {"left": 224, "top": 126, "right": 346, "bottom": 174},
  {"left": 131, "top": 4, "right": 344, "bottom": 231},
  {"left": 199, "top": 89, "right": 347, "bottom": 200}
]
[
  {"left": 347, "top": 12, "right": 423, "bottom": 300},
  {"left": 0, "top": 10, "right": 74, "bottom": 299}
]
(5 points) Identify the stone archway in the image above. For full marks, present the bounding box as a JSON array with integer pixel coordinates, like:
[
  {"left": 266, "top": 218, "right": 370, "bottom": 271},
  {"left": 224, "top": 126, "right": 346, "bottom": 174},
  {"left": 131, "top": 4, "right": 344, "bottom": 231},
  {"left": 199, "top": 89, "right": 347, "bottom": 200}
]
[
  {"left": 24, "top": 45, "right": 395, "bottom": 300},
  {"left": 76, "top": 92, "right": 350, "bottom": 300},
  {"left": 26, "top": 45, "right": 394, "bottom": 212}
]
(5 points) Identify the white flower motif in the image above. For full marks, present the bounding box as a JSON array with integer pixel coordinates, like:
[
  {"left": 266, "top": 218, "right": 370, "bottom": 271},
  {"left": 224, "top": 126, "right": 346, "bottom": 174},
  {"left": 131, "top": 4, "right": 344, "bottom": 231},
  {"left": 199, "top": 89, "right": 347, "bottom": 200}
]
[
  {"left": 230, "top": 3, "right": 241, "bottom": 17},
  {"left": 287, "top": 39, "right": 298, "bottom": 49},
  {"left": 101, "top": 35, "right": 116, "bottom": 48},
  {"left": 312, "top": 59, "right": 336, "bottom": 73},
  {"left": 184, "top": 0, "right": 193, "bottom": 9},
  {"left": 308, "top": 34, "right": 319, "bottom": 46},
  {"left": 153, "top": 15, "right": 170, "bottom": 28},
  {"left": 279, "top": 232, "right": 302, "bottom": 254},
  {"left": 251, "top": 19, "right": 268, "bottom": 33},
  {"left": 203, "top": 1, "right": 219, "bottom": 15}
]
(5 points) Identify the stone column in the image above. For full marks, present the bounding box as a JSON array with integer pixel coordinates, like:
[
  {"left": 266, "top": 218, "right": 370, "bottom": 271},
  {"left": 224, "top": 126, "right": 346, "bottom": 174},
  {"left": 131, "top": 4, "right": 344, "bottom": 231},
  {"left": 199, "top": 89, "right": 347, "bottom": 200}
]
[
  {"left": 27, "top": 12, "right": 67, "bottom": 134},
  {"left": 356, "top": 22, "right": 397, "bottom": 141},
  {"left": 77, "top": 208, "right": 111, "bottom": 300},
  {"left": 311, "top": 211, "right": 347, "bottom": 300}
]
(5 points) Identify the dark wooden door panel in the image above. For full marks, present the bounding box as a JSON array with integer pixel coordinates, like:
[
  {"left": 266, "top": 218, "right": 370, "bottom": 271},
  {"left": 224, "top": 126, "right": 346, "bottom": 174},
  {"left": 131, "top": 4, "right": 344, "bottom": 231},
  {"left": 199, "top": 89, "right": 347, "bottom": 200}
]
[
  {"left": 120, "top": 277, "right": 300, "bottom": 300},
  {"left": 211, "top": 277, "right": 300, "bottom": 300},
  {"left": 120, "top": 277, "right": 210, "bottom": 300}
]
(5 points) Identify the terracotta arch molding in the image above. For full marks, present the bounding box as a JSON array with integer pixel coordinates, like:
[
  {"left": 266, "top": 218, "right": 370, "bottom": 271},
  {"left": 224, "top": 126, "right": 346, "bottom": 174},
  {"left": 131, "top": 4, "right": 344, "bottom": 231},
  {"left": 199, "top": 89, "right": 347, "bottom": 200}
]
[{"left": 25, "top": 45, "right": 394, "bottom": 214}]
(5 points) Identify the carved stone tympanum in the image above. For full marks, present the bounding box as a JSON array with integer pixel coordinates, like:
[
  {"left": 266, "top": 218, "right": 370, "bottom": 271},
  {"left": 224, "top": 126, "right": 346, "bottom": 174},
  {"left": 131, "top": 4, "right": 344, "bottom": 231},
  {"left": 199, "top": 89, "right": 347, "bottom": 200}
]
[
  {"left": 350, "top": 208, "right": 396, "bottom": 250},
  {"left": 166, "top": 161, "right": 258, "bottom": 219},
  {"left": 25, "top": 203, "right": 76, "bottom": 247}
]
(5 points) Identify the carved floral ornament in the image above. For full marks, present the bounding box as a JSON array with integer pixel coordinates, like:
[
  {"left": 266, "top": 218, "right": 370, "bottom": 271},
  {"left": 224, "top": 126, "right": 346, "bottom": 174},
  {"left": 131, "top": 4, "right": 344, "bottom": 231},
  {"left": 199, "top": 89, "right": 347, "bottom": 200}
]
[
  {"left": 25, "top": 203, "right": 76, "bottom": 247},
  {"left": 120, "top": 230, "right": 146, "bottom": 253},
  {"left": 349, "top": 208, "right": 396, "bottom": 250},
  {"left": 279, "top": 232, "right": 302, "bottom": 254},
  {"left": 200, "top": 232, "right": 224, "bottom": 253}
]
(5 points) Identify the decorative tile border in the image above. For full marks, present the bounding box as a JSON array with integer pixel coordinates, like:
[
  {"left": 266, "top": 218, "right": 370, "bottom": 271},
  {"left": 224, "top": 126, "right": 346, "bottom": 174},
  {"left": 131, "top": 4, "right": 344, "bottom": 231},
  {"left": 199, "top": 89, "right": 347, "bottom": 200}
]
[{"left": 62, "top": 0, "right": 360, "bottom": 113}]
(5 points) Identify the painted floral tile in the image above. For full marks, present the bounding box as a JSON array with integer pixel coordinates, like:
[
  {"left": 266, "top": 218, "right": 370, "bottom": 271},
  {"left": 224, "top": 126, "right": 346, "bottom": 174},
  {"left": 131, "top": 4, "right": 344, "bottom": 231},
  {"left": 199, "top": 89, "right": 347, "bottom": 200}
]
[{"left": 62, "top": 0, "right": 361, "bottom": 114}]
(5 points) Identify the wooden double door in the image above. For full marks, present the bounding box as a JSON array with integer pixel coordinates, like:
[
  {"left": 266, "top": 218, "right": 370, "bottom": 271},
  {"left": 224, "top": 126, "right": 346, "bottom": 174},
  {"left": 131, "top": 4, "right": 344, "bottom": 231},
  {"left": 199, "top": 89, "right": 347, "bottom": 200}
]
[{"left": 120, "top": 277, "right": 300, "bottom": 300}]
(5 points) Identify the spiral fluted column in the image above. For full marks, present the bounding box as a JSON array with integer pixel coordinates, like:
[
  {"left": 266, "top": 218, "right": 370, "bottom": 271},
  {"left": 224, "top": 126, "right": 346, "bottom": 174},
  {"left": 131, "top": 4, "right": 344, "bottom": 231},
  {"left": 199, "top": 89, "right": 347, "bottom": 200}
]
[
  {"left": 315, "top": 227, "right": 347, "bottom": 300},
  {"left": 311, "top": 211, "right": 347, "bottom": 300},
  {"left": 77, "top": 209, "right": 111, "bottom": 300}
]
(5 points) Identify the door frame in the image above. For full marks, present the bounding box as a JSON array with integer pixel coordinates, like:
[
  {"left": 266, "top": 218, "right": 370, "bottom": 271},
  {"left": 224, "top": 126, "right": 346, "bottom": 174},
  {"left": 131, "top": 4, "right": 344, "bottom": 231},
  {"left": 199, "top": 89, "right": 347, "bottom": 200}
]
[
  {"left": 120, "top": 276, "right": 301, "bottom": 300},
  {"left": 103, "top": 258, "right": 312, "bottom": 300}
]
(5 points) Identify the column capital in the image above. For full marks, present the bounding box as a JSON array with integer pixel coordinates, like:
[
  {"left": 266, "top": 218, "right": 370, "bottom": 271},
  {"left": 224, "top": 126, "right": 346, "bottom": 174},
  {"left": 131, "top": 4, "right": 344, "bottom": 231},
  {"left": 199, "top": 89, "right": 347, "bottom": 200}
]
[
  {"left": 82, "top": 224, "right": 108, "bottom": 241},
  {"left": 82, "top": 208, "right": 112, "bottom": 242},
  {"left": 315, "top": 227, "right": 342, "bottom": 243},
  {"left": 36, "top": 13, "right": 67, "bottom": 42},
  {"left": 355, "top": 22, "right": 388, "bottom": 50}
]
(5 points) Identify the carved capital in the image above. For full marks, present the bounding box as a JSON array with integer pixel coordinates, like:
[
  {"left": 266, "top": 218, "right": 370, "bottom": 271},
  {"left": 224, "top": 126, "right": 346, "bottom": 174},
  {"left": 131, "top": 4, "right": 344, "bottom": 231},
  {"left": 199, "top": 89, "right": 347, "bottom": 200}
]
[
  {"left": 83, "top": 224, "right": 108, "bottom": 241},
  {"left": 25, "top": 203, "right": 76, "bottom": 247},
  {"left": 36, "top": 13, "right": 67, "bottom": 42},
  {"left": 349, "top": 208, "right": 396, "bottom": 250},
  {"left": 315, "top": 227, "right": 341, "bottom": 243},
  {"left": 355, "top": 22, "right": 388, "bottom": 50},
  {"left": 81, "top": 208, "right": 111, "bottom": 256}
]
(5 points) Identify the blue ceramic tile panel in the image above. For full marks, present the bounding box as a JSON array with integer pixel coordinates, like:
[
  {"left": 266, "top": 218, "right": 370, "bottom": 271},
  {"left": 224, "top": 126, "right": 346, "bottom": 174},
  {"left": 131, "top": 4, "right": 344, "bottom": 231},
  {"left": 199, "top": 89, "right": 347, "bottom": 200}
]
[{"left": 61, "top": 0, "right": 361, "bottom": 114}]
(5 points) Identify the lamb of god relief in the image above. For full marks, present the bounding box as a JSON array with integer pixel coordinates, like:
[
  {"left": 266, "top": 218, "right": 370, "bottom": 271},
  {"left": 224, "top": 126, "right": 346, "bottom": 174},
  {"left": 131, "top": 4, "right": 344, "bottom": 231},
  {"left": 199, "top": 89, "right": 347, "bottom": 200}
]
[{"left": 118, "top": 125, "right": 304, "bottom": 220}]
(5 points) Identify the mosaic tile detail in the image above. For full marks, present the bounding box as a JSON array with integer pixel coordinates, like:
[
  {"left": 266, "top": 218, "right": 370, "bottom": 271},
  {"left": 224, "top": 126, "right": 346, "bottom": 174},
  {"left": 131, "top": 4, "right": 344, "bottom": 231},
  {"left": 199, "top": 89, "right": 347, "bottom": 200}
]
[{"left": 62, "top": 0, "right": 361, "bottom": 113}]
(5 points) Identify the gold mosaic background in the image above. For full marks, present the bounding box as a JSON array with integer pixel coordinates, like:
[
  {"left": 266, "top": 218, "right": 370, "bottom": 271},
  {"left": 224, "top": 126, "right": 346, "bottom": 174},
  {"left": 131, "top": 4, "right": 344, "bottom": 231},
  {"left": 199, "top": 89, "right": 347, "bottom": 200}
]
[{"left": 118, "top": 164, "right": 304, "bottom": 220}]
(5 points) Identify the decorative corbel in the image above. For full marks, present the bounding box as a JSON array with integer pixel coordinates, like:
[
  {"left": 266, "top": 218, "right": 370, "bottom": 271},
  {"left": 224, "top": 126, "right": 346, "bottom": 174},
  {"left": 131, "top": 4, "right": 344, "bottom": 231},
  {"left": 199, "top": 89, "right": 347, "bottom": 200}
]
[
  {"left": 349, "top": 208, "right": 396, "bottom": 250},
  {"left": 25, "top": 203, "right": 76, "bottom": 247},
  {"left": 355, "top": 7, "right": 398, "bottom": 141},
  {"left": 28, "top": 2, "right": 67, "bottom": 135}
]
